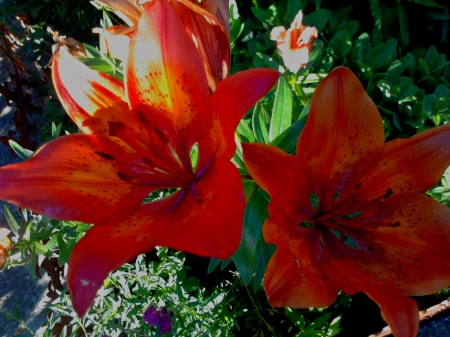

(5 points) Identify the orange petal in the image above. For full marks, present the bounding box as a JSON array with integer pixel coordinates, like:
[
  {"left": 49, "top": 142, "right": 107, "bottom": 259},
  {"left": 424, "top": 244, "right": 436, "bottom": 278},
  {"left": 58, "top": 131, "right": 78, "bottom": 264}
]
[
  {"left": 96, "top": 0, "right": 142, "bottom": 26},
  {"left": 207, "top": 69, "right": 279, "bottom": 160},
  {"left": 367, "top": 289, "right": 419, "bottom": 337},
  {"left": 319, "top": 228, "right": 420, "bottom": 337},
  {"left": 126, "top": 0, "right": 209, "bottom": 161},
  {"left": 52, "top": 48, "right": 154, "bottom": 154},
  {"left": 355, "top": 124, "right": 450, "bottom": 203},
  {"left": 264, "top": 233, "right": 338, "bottom": 308},
  {"left": 339, "top": 193, "right": 450, "bottom": 296},
  {"left": 172, "top": 0, "right": 230, "bottom": 91},
  {"left": 152, "top": 157, "right": 244, "bottom": 259},
  {"left": 213, "top": 0, "right": 230, "bottom": 41},
  {"left": 0, "top": 135, "right": 154, "bottom": 223},
  {"left": 242, "top": 143, "right": 312, "bottom": 216},
  {"left": 68, "top": 219, "right": 157, "bottom": 317},
  {"left": 297, "top": 67, "right": 385, "bottom": 212}
]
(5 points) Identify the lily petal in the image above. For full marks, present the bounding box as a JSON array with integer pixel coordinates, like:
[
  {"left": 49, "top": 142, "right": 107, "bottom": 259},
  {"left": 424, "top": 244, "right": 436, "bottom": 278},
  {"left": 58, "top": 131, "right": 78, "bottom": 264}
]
[
  {"left": 338, "top": 193, "right": 450, "bottom": 296},
  {"left": 52, "top": 48, "right": 151, "bottom": 153},
  {"left": 172, "top": 0, "right": 230, "bottom": 91},
  {"left": 297, "top": 67, "right": 385, "bottom": 212},
  {"left": 68, "top": 218, "right": 157, "bottom": 317},
  {"left": 126, "top": 0, "right": 209, "bottom": 157},
  {"left": 242, "top": 143, "right": 312, "bottom": 215},
  {"left": 0, "top": 135, "right": 154, "bottom": 223},
  {"left": 152, "top": 157, "right": 244, "bottom": 259},
  {"left": 209, "top": 69, "right": 279, "bottom": 160},
  {"left": 264, "top": 229, "right": 338, "bottom": 308},
  {"left": 320, "top": 232, "right": 419, "bottom": 337},
  {"left": 356, "top": 125, "right": 450, "bottom": 203}
]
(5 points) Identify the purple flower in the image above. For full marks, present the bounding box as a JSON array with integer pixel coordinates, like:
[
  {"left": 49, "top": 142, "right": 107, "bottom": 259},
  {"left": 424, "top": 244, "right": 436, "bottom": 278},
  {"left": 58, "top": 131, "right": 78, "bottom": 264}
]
[
  {"left": 143, "top": 305, "right": 173, "bottom": 333},
  {"left": 143, "top": 306, "right": 160, "bottom": 326}
]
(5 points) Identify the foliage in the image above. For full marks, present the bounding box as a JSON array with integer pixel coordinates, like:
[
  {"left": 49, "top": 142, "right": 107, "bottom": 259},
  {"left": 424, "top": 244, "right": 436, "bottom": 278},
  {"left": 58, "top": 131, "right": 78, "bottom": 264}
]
[{"left": 1, "top": 0, "right": 450, "bottom": 336}]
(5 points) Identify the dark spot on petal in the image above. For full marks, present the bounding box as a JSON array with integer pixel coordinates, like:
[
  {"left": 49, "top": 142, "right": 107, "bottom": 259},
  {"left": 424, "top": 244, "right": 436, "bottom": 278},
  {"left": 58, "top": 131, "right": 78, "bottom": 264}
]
[
  {"left": 108, "top": 121, "right": 125, "bottom": 137},
  {"left": 95, "top": 151, "right": 115, "bottom": 160},
  {"left": 383, "top": 188, "right": 393, "bottom": 199},
  {"left": 117, "top": 172, "right": 133, "bottom": 183},
  {"left": 389, "top": 221, "right": 401, "bottom": 228}
]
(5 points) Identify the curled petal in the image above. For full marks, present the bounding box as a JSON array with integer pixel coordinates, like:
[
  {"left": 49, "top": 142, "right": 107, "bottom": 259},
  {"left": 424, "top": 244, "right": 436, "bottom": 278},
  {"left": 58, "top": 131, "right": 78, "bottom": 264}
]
[
  {"left": 206, "top": 69, "right": 279, "bottom": 161},
  {"left": 172, "top": 0, "right": 230, "bottom": 91},
  {"left": 0, "top": 135, "right": 154, "bottom": 223},
  {"left": 356, "top": 124, "right": 450, "bottom": 203},
  {"left": 242, "top": 143, "right": 312, "bottom": 216},
  {"left": 52, "top": 48, "right": 153, "bottom": 154},
  {"left": 297, "top": 67, "right": 385, "bottom": 212},
  {"left": 270, "top": 26, "right": 287, "bottom": 41}
]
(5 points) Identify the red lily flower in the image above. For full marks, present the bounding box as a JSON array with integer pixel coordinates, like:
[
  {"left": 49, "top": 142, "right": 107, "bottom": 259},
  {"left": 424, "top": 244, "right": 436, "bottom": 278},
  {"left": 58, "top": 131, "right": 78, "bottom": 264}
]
[
  {"left": 243, "top": 67, "right": 450, "bottom": 337},
  {"left": 95, "top": 0, "right": 230, "bottom": 91},
  {"left": 0, "top": 0, "right": 279, "bottom": 316}
]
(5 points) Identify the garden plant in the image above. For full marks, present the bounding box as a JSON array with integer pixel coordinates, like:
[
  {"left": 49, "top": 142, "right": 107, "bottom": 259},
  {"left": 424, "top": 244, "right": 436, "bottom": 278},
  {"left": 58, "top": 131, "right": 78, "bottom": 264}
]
[{"left": 0, "top": 0, "right": 450, "bottom": 336}]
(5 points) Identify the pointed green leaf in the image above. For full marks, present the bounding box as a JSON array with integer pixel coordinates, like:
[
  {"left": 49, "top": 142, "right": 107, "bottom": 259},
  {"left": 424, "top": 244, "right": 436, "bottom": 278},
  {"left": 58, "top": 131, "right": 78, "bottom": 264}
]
[
  {"left": 252, "top": 102, "right": 270, "bottom": 143},
  {"left": 269, "top": 76, "right": 293, "bottom": 142},
  {"left": 271, "top": 115, "right": 307, "bottom": 154},
  {"left": 8, "top": 140, "right": 33, "bottom": 160},
  {"left": 397, "top": 0, "right": 410, "bottom": 45},
  {"left": 207, "top": 258, "right": 222, "bottom": 274},
  {"left": 232, "top": 188, "right": 268, "bottom": 285},
  {"left": 4, "top": 206, "right": 20, "bottom": 235}
]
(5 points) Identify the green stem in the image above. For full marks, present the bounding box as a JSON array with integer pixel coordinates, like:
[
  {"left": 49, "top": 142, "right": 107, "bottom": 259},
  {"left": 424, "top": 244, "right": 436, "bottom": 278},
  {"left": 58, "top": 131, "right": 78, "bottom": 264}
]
[{"left": 243, "top": 283, "right": 277, "bottom": 334}]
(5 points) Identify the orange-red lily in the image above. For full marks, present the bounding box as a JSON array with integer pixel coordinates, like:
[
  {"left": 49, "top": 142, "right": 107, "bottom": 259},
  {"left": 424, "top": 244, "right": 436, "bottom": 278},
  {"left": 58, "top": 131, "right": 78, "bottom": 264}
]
[
  {"left": 243, "top": 67, "right": 450, "bottom": 337},
  {"left": 95, "top": 0, "right": 230, "bottom": 91},
  {"left": 270, "top": 10, "right": 318, "bottom": 73},
  {"left": 0, "top": 0, "right": 279, "bottom": 316}
]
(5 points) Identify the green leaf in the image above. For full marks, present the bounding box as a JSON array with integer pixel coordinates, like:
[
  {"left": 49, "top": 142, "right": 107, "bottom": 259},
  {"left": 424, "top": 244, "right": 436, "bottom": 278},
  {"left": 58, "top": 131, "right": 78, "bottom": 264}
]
[
  {"left": 303, "top": 9, "right": 329, "bottom": 32},
  {"left": 369, "top": 0, "right": 382, "bottom": 31},
  {"left": 397, "top": 0, "right": 410, "bottom": 45},
  {"left": 271, "top": 116, "right": 307, "bottom": 154},
  {"left": 57, "top": 233, "right": 70, "bottom": 266},
  {"left": 253, "top": 237, "right": 275, "bottom": 291},
  {"left": 269, "top": 76, "right": 293, "bottom": 141},
  {"left": 207, "top": 258, "right": 222, "bottom": 274},
  {"left": 236, "top": 120, "right": 256, "bottom": 143},
  {"left": 255, "top": 52, "right": 284, "bottom": 72},
  {"left": 329, "top": 29, "right": 352, "bottom": 58},
  {"left": 368, "top": 39, "right": 397, "bottom": 69},
  {"left": 232, "top": 188, "right": 268, "bottom": 285},
  {"left": 4, "top": 206, "right": 20, "bottom": 235},
  {"left": 252, "top": 102, "right": 270, "bottom": 143},
  {"left": 406, "top": 0, "right": 444, "bottom": 8},
  {"left": 8, "top": 140, "right": 33, "bottom": 160},
  {"left": 287, "top": 0, "right": 303, "bottom": 22}
]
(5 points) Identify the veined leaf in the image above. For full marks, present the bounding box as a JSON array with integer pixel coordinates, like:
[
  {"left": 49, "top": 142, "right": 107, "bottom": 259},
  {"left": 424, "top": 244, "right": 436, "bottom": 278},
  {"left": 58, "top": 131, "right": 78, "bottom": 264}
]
[
  {"left": 269, "top": 76, "right": 293, "bottom": 141},
  {"left": 252, "top": 102, "right": 270, "bottom": 143}
]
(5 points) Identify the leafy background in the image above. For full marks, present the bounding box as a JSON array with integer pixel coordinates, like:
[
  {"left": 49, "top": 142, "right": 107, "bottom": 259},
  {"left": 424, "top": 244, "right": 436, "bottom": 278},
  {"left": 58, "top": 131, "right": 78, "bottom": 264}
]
[{"left": 0, "top": 0, "right": 450, "bottom": 336}]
